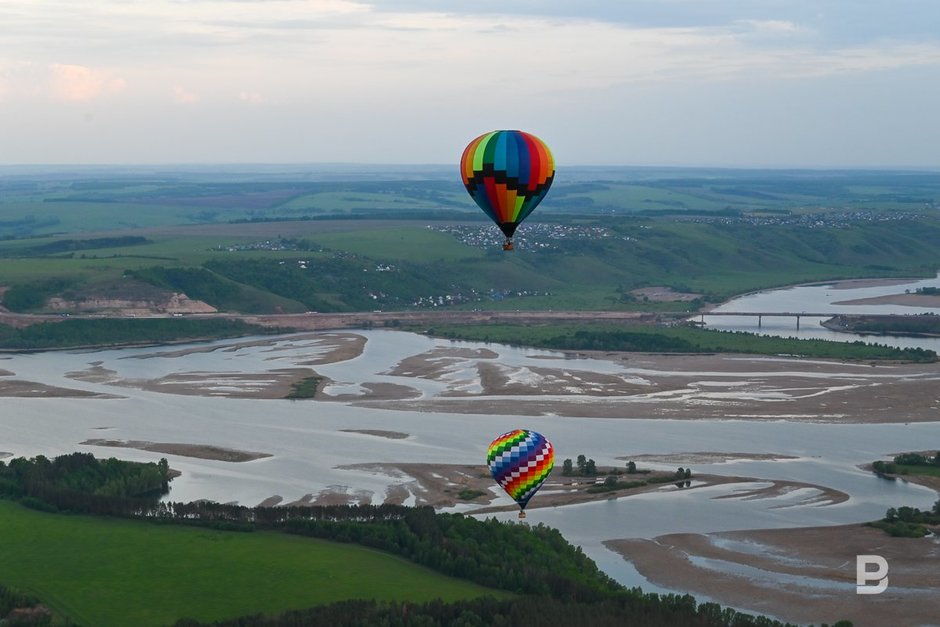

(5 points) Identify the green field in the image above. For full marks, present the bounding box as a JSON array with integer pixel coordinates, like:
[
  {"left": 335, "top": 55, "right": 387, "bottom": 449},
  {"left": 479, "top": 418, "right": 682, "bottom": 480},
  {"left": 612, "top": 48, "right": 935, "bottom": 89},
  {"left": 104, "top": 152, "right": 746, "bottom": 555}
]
[
  {"left": 0, "top": 500, "right": 500, "bottom": 626},
  {"left": 2, "top": 167, "right": 940, "bottom": 318}
]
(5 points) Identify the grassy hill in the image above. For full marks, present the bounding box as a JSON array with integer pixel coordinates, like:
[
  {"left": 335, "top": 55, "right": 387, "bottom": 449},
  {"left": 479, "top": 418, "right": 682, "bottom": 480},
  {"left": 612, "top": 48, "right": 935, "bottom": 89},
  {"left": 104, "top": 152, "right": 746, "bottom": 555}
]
[
  {"left": 0, "top": 499, "right": 500, "bottom": 626},
  {"left": 2, "top": 215, "right": 939, "bottom": 315}
]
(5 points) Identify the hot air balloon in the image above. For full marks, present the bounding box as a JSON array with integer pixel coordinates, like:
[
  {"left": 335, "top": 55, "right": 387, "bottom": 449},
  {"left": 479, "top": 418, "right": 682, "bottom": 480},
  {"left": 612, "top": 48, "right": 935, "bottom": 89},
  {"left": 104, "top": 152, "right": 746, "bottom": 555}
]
[
  {"left": 460, "top": 130, "right": 555, "bottom": 250},
  {"left": 486, "top": 429, "right": 554, "bottom": 518}
]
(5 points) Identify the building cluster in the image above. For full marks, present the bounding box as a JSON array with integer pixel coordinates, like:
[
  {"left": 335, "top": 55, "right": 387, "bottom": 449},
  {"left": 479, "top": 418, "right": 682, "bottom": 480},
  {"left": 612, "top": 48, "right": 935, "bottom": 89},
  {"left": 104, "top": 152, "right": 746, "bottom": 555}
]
[
  {"left": 410, "top": 287, "right": 550, "bottom": 309},
  {"left": 213, "top": 238, "right": 321, "bottom": 253},
  {"left": 428, "top": 223, "right": 624, "bottom": 249},
  {"left": 675, "top": 210, "right": 927, "bottom": 228}
]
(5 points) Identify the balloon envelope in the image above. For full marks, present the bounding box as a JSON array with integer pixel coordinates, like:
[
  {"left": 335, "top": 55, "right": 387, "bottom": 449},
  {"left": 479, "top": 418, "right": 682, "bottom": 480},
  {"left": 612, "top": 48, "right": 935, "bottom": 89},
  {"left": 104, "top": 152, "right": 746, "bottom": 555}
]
[
  {"left": 486, "top": 429, "right": 554, "bottom": 511},
  {"left": 460, "top": 130, "right": 555, "bottom": 240}
]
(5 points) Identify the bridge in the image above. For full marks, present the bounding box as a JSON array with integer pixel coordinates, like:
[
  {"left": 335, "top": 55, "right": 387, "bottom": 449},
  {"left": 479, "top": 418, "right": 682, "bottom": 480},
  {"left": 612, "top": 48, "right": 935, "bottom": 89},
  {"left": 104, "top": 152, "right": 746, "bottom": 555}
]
[{"left": 698, "top": 311, "right": 842, "bottom": 330}]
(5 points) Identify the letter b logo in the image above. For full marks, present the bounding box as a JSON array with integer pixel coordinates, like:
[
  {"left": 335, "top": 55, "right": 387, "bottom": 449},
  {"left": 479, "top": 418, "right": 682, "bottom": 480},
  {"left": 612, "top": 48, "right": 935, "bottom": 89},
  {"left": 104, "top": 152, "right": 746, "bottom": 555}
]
[{"left": 856, "top": 555, "right": 888, "bottom": 594}]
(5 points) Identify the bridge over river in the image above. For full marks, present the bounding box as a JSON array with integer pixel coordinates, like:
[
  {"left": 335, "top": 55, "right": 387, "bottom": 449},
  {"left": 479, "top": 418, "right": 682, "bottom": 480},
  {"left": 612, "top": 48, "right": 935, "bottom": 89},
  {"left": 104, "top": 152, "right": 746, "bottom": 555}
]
[{"left": 700, "top": 311, "right": 841, "bottom": 330}]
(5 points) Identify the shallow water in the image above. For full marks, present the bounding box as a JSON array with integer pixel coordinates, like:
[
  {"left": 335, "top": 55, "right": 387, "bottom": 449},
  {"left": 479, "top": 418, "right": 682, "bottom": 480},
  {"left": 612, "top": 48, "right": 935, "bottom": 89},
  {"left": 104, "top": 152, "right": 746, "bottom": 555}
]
[{"left": 2, "top": 329, "right": 939, "bottom": 593}]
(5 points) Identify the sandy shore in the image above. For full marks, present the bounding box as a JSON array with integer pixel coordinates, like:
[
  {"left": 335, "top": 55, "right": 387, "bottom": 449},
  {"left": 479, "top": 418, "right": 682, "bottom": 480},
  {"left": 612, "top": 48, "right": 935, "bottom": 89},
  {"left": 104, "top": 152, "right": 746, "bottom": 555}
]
[
  {"left": 833, "top": 292, "right": 940, "bottom": 307},
  {"left": 81, "top": 439, "right": 272, "bottom": 462},
  {"left": 338, "top": 429, "right": 409, "bottom": 439},
  {"left": 607, "top": 524, "right": 940, "bottom": 626},
  {"left": 0, "top": 378, "right": 119, "bottom": 398}
]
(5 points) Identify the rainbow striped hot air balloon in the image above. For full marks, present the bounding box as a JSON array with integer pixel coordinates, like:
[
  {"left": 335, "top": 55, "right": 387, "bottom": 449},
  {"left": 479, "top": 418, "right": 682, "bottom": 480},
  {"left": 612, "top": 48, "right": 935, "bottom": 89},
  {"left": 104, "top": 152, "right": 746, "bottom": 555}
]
[
  {"left": 486, "top": 429, "right": 554, "bottom": 518},
  {"left": 460, "top": 130, "right": 555, "bottom": 250}
]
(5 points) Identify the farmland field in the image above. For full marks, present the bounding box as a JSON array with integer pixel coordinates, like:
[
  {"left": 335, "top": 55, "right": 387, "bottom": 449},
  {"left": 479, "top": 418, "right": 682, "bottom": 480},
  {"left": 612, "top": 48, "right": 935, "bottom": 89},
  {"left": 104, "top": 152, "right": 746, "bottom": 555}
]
[{"left": 0, "top": 500, "right": 501, "bottom": 627}]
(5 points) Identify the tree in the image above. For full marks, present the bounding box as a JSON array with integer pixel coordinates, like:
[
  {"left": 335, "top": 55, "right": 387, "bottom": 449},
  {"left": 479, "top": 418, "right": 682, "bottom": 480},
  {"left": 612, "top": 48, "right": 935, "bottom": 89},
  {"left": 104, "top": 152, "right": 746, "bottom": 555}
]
[
  {"left": 584, "top": 459, "right": 597, "bottom": 476},
  {"left": 604, "top": 475, "right": 617, "bottom": 488},
  {"left": 576, "top": 455, "right": 586, "bottom": 474},
  {"left": 684, "top": 468, "right": 692, "bottom": 479},
  {"left": 562, "top": 459, "right": 573, "bottom": 476},
  {"left": 676, "top": 467, "right": 685, "bottom": 479},
  {"left": 626, "top": 461, "right": 637, "bottom": 474}
]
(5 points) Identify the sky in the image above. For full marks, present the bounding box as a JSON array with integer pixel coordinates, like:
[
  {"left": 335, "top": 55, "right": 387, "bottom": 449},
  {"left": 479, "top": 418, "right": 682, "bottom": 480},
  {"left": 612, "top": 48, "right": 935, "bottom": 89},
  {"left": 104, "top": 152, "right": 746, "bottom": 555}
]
[{"left": 1, "top": 0, "right": 939, "bottom": 168}]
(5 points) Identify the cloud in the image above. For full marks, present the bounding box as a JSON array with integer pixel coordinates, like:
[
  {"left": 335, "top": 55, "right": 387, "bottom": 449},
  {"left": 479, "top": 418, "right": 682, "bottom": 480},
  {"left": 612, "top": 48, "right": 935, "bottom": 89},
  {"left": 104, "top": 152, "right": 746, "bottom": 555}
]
[
  {"left": 739, "top": 19, "right": 804, "bottom": 36},
  {"left": 239, "top": 90, "right": 264, "bottom": 104},
  {"left": 48, "top": 64, "right": 125, "bottom": 102},
  {"left": 173, "top": 85, "right": 200, "bottom": 104}
]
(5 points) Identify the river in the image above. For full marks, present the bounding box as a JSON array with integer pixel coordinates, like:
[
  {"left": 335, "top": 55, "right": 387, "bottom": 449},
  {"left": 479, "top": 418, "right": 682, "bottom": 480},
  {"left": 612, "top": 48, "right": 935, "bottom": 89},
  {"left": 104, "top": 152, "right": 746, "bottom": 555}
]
[
  {"left": 701, "top": 271, "right": 940, "bottom": 351},
  {"left": 2, "top": 274, "right": 940, "bottom": 598}
]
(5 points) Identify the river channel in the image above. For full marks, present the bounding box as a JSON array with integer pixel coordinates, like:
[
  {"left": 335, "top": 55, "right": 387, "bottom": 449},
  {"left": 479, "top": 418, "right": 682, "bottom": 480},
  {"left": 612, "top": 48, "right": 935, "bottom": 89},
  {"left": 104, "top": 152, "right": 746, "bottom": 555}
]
[{"left": 2, "top": 273, "right": 940, "bottom": 600}]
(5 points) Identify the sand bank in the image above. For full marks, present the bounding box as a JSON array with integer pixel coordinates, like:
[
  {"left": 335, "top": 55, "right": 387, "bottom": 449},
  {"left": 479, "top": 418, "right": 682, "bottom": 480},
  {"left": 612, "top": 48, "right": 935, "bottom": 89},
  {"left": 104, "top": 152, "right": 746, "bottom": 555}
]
[
  {"left": 606, "top": 524, "right": 940, "bottom": 626},
  {"left": 833, "top": 292, "right": 940, "bottom": 307},
  {"left": 81, "top": 439, "right": 272, "bottom": 462}
]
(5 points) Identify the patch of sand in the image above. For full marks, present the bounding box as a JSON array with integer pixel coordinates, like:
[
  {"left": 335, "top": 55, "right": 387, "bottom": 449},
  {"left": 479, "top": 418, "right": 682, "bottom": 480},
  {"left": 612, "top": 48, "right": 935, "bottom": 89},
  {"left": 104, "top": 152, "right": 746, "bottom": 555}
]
[
  {"left": 606, "top": 524, "right": 940, "bottom": 626},
  {"left": 0, "top": 379, "right": 119, "bottom": 398},
  {"left": 318, "top": 382, "right": 422, "bottom": 402},
  {"left": 621, "top": 452, "right": 799, "bottom": 465},
  {"left": 109, "top": 367, "right": 316, "bottom": 399},
  {"left": 81, "top": 439, "right": 271, "bottom": 462},
  {"left": 339, "top": 429, "right": 409, "bottom": 440},
  {"left": 0, "top": 369, "right": 13, "bottom": 376},
  {"left": 384, "top": 346, "right": 498, "bottom": 380},
  {"left": 283, "top": 487, "right": 373, "bottom": 507},
  {"left": 832, "top": 293, "right": 940, "bottom": 307}
]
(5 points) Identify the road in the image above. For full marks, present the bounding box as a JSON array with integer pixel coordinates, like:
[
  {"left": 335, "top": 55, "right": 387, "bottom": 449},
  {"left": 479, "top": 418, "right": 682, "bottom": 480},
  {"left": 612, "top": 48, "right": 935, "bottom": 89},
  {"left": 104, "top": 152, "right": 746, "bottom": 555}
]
[{"left": 0, "top": 309, "right": 685, "bottom": 331}]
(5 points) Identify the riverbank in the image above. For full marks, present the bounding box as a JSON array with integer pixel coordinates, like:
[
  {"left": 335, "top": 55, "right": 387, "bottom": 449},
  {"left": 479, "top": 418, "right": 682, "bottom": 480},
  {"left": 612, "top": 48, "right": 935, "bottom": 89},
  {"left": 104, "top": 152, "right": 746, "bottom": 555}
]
[{"left": 606, "top": 523, "right": 940, "bottom": 626}]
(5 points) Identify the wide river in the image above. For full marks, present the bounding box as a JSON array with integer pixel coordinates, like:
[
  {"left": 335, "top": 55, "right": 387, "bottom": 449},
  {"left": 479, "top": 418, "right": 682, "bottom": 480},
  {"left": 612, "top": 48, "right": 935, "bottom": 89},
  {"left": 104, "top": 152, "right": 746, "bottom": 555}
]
[{"left": 2, "top": 273, "right": 940, "bottom": 597}]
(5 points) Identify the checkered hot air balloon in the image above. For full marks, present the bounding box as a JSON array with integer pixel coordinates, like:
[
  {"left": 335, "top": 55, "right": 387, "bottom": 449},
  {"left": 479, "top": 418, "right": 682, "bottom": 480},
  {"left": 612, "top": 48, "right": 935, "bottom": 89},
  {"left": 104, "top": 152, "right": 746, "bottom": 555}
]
[
  {"left": 486, "top": 429, "right": 554, "bottom": 519},
  {"left": 460, "top": 130, "right": 555, "bottom": 251}
]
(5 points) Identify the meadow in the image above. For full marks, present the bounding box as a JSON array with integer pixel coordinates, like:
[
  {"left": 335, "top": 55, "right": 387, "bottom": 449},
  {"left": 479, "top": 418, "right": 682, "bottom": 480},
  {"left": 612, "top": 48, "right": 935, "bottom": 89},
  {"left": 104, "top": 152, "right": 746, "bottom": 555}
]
[{"left": 0, "top": 500, "right": 500, "bottom": 626}]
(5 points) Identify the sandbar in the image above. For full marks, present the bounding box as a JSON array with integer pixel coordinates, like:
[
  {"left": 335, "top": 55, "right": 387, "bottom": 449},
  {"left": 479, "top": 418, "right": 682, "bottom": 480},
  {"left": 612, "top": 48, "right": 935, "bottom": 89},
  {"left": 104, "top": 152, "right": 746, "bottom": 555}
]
[
  {"left": 606, "top": 524, "right": 940, "bottom": 626},
  {"left": 832, "top": 292, "right": 940, "bottom": 307},
  {"left": 0, "top": 379, "right": 119, "bottom": 398},
  {"left": 621, "top": 452, "right": 799, "bottom": 465},
  {"left": 332, "top": 463, "right": 846, "bottom": 514},
  {"left": 81, "top": 439, "right": 272, "bottom": 462},
  {"left": 339, "top": 429, "right": 409, "bottom": 440}
]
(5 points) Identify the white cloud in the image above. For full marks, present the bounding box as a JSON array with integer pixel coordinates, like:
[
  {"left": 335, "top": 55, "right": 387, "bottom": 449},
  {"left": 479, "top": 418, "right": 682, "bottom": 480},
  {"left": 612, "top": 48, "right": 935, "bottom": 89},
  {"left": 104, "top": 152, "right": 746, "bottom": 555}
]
[
  {"left": 173, "top": 85, "right": 200, "bottom": 104},
  {"left": 239, "top": 90, "right": 264, "bottom": 104},
  {"left": 48, "top": 64, "right": 125, "bottom": 102},
  {"left": 739, "top": 19, "right": 804, "bottom": 36}
]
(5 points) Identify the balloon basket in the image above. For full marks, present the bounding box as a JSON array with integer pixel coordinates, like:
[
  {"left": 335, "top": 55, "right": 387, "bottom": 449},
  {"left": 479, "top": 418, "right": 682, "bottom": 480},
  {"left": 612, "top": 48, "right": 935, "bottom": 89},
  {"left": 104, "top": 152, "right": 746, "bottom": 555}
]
[
  {"left": 502, "top": 240, "right": 514, "bottom": 251},
  {"left": 518, "top": 511, "right": 526, "bottom": 519}
]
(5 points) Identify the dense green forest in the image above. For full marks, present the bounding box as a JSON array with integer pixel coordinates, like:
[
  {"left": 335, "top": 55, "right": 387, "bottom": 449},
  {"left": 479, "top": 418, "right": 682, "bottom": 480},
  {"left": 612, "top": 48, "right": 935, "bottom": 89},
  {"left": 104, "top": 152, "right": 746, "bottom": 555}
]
[
  {"left": 0, "top": 453, "right": 808, "bottom": 627},
  {"left": 421, "top": 323, "right": 938, "bottom": 362}
]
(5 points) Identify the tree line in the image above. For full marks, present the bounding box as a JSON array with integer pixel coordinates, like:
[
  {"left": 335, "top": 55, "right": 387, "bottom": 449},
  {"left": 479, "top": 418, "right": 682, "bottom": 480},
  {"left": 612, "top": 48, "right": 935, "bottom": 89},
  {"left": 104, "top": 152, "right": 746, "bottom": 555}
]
[
  {"left": 0, "top": 318, "right": 274, "bottom": 350},
  {"left": 0, "top": 453, "right": 812, "bottom": 627}
]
